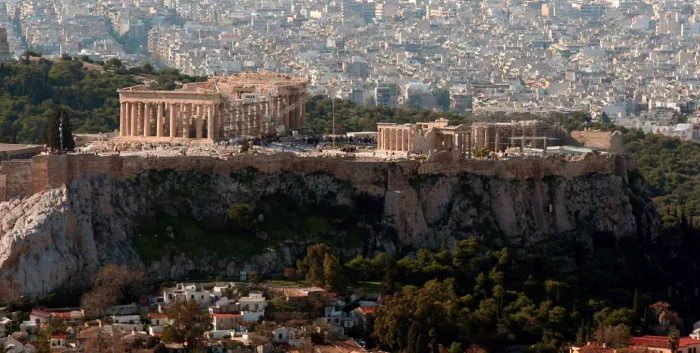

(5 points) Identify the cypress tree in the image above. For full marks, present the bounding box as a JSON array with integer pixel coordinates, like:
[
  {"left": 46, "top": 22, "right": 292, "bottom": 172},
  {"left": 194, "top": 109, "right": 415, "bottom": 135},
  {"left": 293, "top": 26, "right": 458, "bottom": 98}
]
[{"left": 42, "top": 107, "right": 75, "bottom": 151}]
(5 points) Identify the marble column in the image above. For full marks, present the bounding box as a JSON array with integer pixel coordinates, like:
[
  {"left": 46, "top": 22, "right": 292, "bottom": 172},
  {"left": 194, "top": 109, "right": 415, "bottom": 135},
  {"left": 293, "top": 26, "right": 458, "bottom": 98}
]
[
  {"left": 295, "top": 94, "right": 302, "bottom": 128},
  {"left": 143, "top": 104, "right": 151, "bottom": 137},
  {"left": 195, "top": 105, "right": 202, "bottom": 139},
  {"left": 388, "top": 129, "right": 393, "bottom": 150},
  {"left": 157, "top": 103, "right": 164, "bottom": 137},
  {"left": 122, "top": 102, "right": 131, "bottom": 136},
  {"left": 285, "top": 95, "right": 292, "bottom": 129},
  {"left": 208, "top": 104, "right": 215, "bottom": 140},
  {"left": 124, "top": 102, "right": 130, "bottom": 136},
  {"left": 386, "top": 129, "right": 391, "bottom": 150},
  {"left": 252, "top": 103, "right": 258, "bottom": 135},
  {"left": 247, "top": 104, "right": 254, "bottom": 135},
  {"left": 484, "top": 126, "right": 490, "bottom": 150},
  {"left": 467, "top": 132, "right": 472, "bottom": 157},
  {"left": 299, "top": 93, "right": 306, "bottom": 127},
  {"left": 178, "top": 103, "right": 192, "bottom": 138},
  {"left": 169, "top": 103, "right": 177, "bottom": 138},
  {"left": 234, "top": 107, "right": 240, "bottom": 135},
  {"left": 216, "top": 104, "right": 224, "bottom": 139},
  {"left": 119, "top": 102, "right": 125, "bottom": 137},
  {"left": 494, "top": 128, "right": 500, "bottom": 152},
  {"left": 130, "top": 102, "right": 138, "bottom": 136},
  {"left": 402, "top": 130, "right": 407, "bottom": 151}
]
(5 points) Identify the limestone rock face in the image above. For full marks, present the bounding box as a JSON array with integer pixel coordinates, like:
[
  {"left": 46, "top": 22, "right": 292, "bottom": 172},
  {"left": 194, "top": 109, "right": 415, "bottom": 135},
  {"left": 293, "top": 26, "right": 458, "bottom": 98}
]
[{"left": 0, "top": 167, "right": 659, "bottom": 297}]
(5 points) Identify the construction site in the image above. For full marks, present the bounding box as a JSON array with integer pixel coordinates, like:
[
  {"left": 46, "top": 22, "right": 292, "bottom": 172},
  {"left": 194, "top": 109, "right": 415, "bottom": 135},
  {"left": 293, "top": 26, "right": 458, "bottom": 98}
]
[{"left": 116, "top": 71, "right": 309, "bottom": 141}]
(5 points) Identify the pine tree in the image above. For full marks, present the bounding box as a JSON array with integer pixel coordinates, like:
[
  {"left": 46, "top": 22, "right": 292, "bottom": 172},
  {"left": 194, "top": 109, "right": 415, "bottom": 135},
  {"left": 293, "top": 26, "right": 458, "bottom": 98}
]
[
  {"left": 42, "top": 107, "right": 75, "bottom": 151},
  {"left": 448, "top": 342, "right": 463, "bottom": 353},
  {"left": 576, "top": 322, "right": 586, "bottom": 346},
  {"left": 380, "top": 257, "right": 396, "bottom": 295},
  {"left": 407, "top": 321, "right": 420, "bottom": 353},
  {"left": 323, "top": 253, "right": 347, "bottom": 293}
]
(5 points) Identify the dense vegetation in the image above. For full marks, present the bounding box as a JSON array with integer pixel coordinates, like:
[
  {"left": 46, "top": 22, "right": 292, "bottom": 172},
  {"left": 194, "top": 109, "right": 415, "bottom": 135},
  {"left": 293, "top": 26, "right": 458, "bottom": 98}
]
[
  {"left": 0, "top": 56, "right": 204, "bottom": 144},
  {"left": 292, "top": 228, "right": 687, "bottom": 353},
  {"left": 624, "top": 133, "right": 700, "bottom": 230}
]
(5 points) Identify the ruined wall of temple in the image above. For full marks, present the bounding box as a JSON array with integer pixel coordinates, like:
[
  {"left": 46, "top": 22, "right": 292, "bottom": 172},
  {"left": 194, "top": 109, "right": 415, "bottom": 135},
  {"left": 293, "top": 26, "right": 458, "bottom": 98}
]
[{"left": 0, "top": 152, "right": 631, "bottom": 202}]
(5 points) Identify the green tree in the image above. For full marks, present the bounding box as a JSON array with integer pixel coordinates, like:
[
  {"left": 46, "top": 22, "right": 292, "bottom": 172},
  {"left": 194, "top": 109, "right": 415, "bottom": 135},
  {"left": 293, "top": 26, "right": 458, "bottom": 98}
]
[
  {"left": 380, "top": 256, "right": 396, "bottom": 295},
  {"left": 323, "top": 253, "right": 347, "bottom": 293},
  {"left": 36, "top": 317, "right": 67, "bottom": 353},
  {"left": 594, "top": 324, "right": 631, "bottom": 348},
  {"left": 228, "top": 203, "right": 254, "bottom": 229},
  {"left": 432, "top": 88, "right": 451, "bottom": 111},
  {"left": 161, "top": 300, "right": 213, "bottom": 347},
  {"left": 42, "top": 106, "right": 75, "bottom": 151},
  {"left": 299, "top": 244, "right": 333, "bottom": 287},
  {"left": 472, "top": 147, "right": 491, "bottom": 159}
]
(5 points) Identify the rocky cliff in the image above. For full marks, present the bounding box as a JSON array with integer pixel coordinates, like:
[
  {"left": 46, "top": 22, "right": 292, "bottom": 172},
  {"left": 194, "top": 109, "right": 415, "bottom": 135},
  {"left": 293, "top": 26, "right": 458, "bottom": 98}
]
[{"left": 0, "top": 153, "right": 659, "bottom": 297}]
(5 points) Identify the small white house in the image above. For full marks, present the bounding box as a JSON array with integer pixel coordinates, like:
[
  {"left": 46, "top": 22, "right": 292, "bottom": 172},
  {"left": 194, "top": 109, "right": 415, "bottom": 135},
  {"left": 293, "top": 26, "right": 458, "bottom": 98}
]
[
  {"left": 0, "top": 316, "right": 11, "bottom": 337},
  {"left": 149, "top": 313, "right": 171, "bottom": 327},
  {"left": 272, "top": 327, "right": 310, "bottom": 347},
  {"left": 239, "top": 292, "right": 267, "bottom": 312},
  {"left": 163, "top": 283, "right": 212, "bottom": 305}
]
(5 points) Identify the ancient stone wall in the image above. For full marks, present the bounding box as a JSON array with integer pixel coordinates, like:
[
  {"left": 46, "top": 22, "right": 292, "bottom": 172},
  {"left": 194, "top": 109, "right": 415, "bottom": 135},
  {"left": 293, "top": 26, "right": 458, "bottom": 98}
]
[
  {"left": 0, "top": 152, "right": 632, "bottom": 202},
  {"left": 0, "top": 160, "right": 33, "bottom": 199}
]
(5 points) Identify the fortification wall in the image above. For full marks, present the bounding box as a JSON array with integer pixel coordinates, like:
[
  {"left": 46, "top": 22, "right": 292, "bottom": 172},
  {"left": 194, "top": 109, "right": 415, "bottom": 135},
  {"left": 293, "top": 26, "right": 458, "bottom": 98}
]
[
  {"left": 0, "top": 152, "right": 632, "bottom": 202},
  {"left": 0, "top": 160, "right": 33, "bottom": 199}
]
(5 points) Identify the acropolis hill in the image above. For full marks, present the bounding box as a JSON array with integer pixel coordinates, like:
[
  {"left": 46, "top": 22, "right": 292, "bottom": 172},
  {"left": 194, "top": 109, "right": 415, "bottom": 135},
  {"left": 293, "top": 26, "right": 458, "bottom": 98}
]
[
  {"left": 1, "top": 151, "right": 631, "bottom": 201},
  {"left": 0, "top": 152, "right": 659, "bottom": 297}
]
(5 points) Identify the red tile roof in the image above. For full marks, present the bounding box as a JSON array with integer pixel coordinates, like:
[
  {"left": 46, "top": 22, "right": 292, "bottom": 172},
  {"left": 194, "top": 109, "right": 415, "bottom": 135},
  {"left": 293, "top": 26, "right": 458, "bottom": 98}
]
[
  {"left": 51, "top": 312, "right": 73, "bottom": 319},
  {"left": 630, "top": 336, "right": 700, "bottom": 348},
  {"left": 31, "top": 310, "right": 51, "bottom": 319},
  {"left": 578, "top": 343, "right": 615, "bottom": 353},
  {"left": 213, "top": 313, "right": 242, "bottom": 318},
  {"left": 51, "top": 333, "right": 68, "bottom": 339},
  {"left": 358, "top": 307, "right": 375, "bottom": 314},
  {"left": 149, "top": 313, "right": 169, "bottom": 319}
]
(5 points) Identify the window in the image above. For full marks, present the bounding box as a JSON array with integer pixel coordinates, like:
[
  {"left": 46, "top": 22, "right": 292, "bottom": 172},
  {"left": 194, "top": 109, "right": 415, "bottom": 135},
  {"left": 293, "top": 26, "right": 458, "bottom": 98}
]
[
  {"left": 201, "top": 295, "right": 204, "bottom": 300},
  {"left": 191, "top": 295, "right": 194, "bottom": 299},
  {"left": 279, "top": 334, "right": 283, "bottom": 339}
]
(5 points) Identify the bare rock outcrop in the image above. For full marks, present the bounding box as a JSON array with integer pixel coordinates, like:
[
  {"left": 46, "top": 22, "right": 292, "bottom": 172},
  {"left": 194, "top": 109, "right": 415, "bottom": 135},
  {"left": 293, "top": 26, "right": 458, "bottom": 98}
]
[{"left": 0, "top": 158, "right": 659, "bottom": 298}]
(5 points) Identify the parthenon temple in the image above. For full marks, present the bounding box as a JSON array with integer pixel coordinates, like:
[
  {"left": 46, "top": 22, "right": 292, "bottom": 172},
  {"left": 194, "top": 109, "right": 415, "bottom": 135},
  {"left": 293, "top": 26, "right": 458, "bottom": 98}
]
[
  {"left": 117, "top": 71, "right": 308, "bottom": 141},
  {"left": 377, "top": 119, "right": 558, "bottom": 155}
]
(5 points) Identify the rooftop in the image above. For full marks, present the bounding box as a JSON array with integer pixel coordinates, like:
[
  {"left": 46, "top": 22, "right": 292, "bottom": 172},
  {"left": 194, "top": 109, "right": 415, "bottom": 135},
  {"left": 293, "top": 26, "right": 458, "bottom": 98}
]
[
  {"left": 0, "top": 143, "right": 42, "bottom": 152},
  {"left": 630, "top": 336, "right": 700, "bottom": 348}
]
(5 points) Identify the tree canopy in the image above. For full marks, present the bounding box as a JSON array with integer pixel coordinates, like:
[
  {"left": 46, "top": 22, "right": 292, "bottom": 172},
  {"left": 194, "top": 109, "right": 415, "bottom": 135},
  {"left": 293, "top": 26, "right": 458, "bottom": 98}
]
[{"left": 0, "top": 58, "right": 204, "bottom": 144}]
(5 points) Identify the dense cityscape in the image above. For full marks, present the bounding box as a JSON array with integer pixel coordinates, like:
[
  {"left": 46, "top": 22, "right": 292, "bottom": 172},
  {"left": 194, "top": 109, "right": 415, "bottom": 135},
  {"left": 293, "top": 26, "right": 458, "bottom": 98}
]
[{"left": 0, "top": 0, "right": 697, "bottom": 140}]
